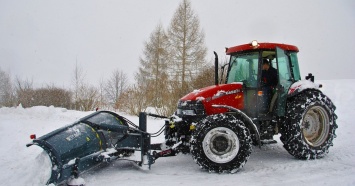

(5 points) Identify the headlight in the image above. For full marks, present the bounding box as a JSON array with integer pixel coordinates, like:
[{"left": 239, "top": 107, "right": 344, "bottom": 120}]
[
  {"left": 176, "top": 109, "right": 196, "bottom": 116},
  {"left": 182, "top": 109, "right": 196, "bottom": 116},
  {"left": 177, "top": 100, "right": 205, "bottom": 117}
]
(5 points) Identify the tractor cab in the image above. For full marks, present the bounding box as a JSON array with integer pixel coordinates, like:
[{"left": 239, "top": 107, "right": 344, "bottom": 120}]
[{"left": 225, "top": 41, "right": 301, "bottom": 118}]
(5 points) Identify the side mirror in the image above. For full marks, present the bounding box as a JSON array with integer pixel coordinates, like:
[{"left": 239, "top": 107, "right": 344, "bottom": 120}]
[{"left": 305, "top": 73, "right": 315, "bottom": 82}]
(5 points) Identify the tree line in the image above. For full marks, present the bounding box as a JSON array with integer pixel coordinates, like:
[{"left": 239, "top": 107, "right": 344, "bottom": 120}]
[{"left": 0, "top": 0, "right": 216, "bottom": 116}]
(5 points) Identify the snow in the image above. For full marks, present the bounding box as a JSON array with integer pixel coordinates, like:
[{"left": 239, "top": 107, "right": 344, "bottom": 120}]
[
  {"left": 67, "top": 177, "right": 85, "bottom": 186},
  {"left": 213, "top": 90, "right": 226, "bottom": 98},
  {"left": 288, "top": 80, "right": 320, "bottom": 94},
  {"left": 192, "top": 89, "right": 202, "bottom": 94},
  {"left": 196, "top": 96, "right": 205, "bottom": 101},
  {"left": 0, "top": 79, "right": 355, "bottom": 185}
]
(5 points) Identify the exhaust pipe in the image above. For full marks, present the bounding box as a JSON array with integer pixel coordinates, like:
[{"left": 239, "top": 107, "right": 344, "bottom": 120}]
[{"left": 214, "top": 51, "right": 218, "bottom": 86}]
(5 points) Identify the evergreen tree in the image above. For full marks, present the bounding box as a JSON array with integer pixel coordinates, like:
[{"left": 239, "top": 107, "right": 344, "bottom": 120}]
[
  {"left": 137, "top": 23, "right": 170, "bottom": 113},
  {"left": 167, "top": 0, "right": 207, "bottom": 97}
]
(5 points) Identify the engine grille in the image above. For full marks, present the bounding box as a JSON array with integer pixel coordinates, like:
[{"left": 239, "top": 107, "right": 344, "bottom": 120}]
[{"left": 176, "top": 100, "right": 206, "bottom": 118}]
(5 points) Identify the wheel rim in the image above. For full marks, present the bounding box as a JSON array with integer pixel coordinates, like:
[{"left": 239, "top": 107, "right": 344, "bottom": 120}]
[
  {"left": 202, "top": 127, "right": 240, "bottom": 164},
  {"left": 302, "top": 105, "right": 330, "bottom": 147}
]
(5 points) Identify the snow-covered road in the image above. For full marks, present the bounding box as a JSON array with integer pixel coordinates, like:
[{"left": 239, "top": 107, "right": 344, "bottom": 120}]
[{"left": 0, "top": 79, "right": 354, "bottom": 186}]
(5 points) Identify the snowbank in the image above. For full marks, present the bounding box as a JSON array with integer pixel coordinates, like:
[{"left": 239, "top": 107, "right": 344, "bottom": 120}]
[{"left": 0, "top": 79, "right": 354, "bottom": 185}]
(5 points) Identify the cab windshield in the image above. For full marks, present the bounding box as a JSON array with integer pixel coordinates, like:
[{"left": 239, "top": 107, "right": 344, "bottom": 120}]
[{"left": 227, "top": 52, "right": 259, "bottom": 87}]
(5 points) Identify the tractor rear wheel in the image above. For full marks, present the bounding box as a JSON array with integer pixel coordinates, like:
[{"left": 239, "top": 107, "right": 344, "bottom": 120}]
[
  {"left": 280, "top": 90, "right": 338, "bottom": 159},
  {"left": 190, "top": 114, "right": 252, "bottom": 173}
]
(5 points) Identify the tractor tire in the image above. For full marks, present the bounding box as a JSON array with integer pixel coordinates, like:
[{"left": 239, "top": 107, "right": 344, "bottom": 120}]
[
  {"left": 190, "top": 113, "right": 252, "bottom": 173},
  {"left": 280, "top": 90, "right": 338, "bottom": 159}
]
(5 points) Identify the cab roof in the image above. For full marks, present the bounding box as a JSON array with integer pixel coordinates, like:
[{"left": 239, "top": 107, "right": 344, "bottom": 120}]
[{"left": 226, "top": 42, "right": 299, "bottom": 55}]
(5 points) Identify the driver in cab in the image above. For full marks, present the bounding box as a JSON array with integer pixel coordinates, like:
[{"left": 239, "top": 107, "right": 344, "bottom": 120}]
[{"left": 261, "top": 58, "right": 278, "bottom": 113}]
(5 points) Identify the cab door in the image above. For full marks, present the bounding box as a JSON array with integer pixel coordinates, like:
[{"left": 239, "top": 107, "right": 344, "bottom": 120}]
[{"left": 275, "top": 47, "right": 293, "bottom": 116}]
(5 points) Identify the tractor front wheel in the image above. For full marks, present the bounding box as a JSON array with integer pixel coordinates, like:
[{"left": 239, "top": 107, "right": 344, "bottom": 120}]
[
  {"left": 280, "top": 90, "right": 338, "bottom": 159},
  {"left": 190, "top": 114, "right": 252, "bottom": 173}
]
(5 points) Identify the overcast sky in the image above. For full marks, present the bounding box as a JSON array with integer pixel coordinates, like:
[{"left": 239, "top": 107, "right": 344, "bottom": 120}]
[{"left": 0, "top": 0, "right": 354, "bottom": 88}]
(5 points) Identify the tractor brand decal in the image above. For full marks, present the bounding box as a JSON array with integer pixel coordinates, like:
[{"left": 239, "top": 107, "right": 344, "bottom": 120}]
[
  {"left": 211, "top": 89, "right": 241, "bottom": 100},
  {"left": 225, "top": 89, "right": 241, "bottom": 95}
]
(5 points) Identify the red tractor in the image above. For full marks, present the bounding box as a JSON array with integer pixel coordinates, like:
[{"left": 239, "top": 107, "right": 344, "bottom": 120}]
[
  {"left": 160, "top": 40, "right": 338, "bottom": 173},
  {"left": 27, "top": 41, "right": 338, "bottom": 185}
]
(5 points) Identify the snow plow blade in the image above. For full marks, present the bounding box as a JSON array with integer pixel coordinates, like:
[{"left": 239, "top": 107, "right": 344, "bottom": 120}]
[{"left": 26, "top": 111, "right": 152, "bottom": 185}]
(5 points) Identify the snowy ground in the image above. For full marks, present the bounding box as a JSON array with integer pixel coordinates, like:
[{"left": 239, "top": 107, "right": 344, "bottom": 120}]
[{"left": 0, "top": 79, "right": 354, "bottom": 186}]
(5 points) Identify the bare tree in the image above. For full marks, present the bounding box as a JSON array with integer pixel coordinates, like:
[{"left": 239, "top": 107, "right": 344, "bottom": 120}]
[
  {"left": 97, "top": 77, "right": 108, "bottom": 110},
  {"left": 71, "top": 62, "right": 86, "bottom": 110},
  {"left": 130, "top": 0, "right": 208, "bottom": 116},
  {"left": 167, "top": 0, "right": 207, "bottom": 97},
  {"left": 15, "top": 77, "right": 33, "bottom": 92},
  {"left": 105, "top": 69, "right": 128, "bottom": 110},
  {"left": 0, "top": 68, "right": 14, "bottom": 107},
  {"left": 14, "top": 77, "right": 34, "bottom": 107},
  {"left": 70, "top": 63, "right": 101, "bottom": 111},
  {"left": 118, "top": 84, "right": 148, "bottom": 116},
  {"left": 191, "top": 64, "right": 215, "bottom": 89},
  {"left": 77, "top": 85, "right": 99, "bottom": 111}
]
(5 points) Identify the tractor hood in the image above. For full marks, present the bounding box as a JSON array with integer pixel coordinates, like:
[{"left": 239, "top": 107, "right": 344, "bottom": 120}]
[{"left": 178, "top": 83, "right": 244, "bottom": 116}]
